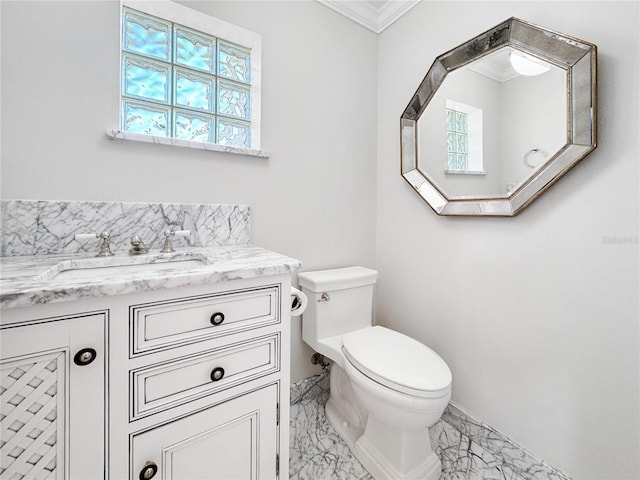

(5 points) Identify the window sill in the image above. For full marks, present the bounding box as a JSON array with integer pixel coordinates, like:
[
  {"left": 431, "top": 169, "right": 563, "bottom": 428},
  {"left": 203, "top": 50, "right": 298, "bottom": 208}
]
[
  {"left": 445, "top": 170, "right": 487, "bottom": 176},
  {"left": 105, "top": 129, "right": 271, "bottom": 158}
]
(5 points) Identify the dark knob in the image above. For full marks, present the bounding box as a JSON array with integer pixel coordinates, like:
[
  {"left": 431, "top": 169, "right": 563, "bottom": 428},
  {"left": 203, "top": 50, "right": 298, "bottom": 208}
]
[
  {"left": 210, "top": 367, "right": 225, "bottom": 382},
  {"left": 73, "top": 348, "right": 97, "bottom": 366},
  {"left": 139, "top": 462, "right": 158, "bottom": 480},
  {"left": 210, "top": 312, "right": 225, "bottom": 326}
]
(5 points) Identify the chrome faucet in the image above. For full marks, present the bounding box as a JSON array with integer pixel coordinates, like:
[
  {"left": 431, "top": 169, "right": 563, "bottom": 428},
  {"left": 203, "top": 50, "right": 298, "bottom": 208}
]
[
  {"left": 160, "top": 229, "right": 190, "bottom": 253},
  {"left": 129, "top": 235, "right": 149, "bottom": 255},
  {"left": 74, "top": 231, "right": 115, "bottom": 257}
]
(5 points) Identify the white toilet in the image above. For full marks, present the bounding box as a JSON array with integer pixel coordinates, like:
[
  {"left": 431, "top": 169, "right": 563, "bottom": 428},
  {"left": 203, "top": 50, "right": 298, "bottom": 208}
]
[{"left": 298, "top": 266, "right": 452, "bottom": 480}]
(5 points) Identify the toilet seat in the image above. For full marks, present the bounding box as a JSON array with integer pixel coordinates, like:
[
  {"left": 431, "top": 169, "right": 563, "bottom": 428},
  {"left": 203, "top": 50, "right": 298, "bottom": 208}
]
[{"left": 342, "top": 326, "right": 451, "bottom": 398}]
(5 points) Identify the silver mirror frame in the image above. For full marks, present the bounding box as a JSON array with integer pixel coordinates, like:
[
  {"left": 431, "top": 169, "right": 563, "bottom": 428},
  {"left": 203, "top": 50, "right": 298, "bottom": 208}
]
[{"left": 401, "top": 17, "right": 597, "bottom": 217}]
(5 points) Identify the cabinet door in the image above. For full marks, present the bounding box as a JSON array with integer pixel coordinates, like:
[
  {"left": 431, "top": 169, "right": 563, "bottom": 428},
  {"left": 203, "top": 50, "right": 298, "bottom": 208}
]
[
  {"left": 132, "top": 384, "right": 279, "bottom": 480},
  {"left": 0, "top": 314, "right": 105, "bottom": 480}
]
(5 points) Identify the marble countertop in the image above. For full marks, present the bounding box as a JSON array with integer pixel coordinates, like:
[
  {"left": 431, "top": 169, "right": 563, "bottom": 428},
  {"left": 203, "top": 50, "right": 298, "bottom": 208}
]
[{"left": 1, "top": 246, "right": 301, "bottom": 309}]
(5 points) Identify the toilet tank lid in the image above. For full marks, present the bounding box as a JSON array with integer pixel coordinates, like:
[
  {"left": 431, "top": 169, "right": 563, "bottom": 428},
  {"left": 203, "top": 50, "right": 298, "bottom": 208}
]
[{"left": 298, "top": 267, "right": 378, "bottom": 292}]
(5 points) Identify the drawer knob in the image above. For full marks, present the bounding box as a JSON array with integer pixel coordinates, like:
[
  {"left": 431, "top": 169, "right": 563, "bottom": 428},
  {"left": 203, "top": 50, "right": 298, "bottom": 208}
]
[
  {"left": 139, "top": 462, "right": 158, "bottom": 480},
  {"left": 210, "top": 367, "right": 225, "bottom": 382},
  {"left": 210, "top": 312, "right": 225, "bottom": 326},
  {"left": 73, "top": 348, "right": 97, "bottom": 366}
]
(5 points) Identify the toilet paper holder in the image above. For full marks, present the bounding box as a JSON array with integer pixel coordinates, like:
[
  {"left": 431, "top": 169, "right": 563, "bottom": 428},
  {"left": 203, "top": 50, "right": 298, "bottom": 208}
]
[{"left": 290, "top": 287, "right": 308, "bottom": 316}]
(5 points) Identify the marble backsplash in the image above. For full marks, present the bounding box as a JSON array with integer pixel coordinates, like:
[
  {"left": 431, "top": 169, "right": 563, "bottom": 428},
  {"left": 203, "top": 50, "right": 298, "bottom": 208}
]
[
  {"left": 1, "top": 200, "right": 251, "bottom": 257},
  {"left": 290, "top": 373, "right": 571, "bottom": 480}
]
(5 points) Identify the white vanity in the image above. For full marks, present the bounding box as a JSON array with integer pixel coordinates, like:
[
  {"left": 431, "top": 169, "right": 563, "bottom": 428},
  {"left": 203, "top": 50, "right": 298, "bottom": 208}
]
[{"left": 0, "top": 243, "right": 300, "bottom": 480}]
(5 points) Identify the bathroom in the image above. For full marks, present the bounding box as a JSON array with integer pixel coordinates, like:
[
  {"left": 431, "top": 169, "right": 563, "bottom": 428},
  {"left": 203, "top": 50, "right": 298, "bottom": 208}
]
[{"left": 0, "top": 1, "right": 638, "bottom": 479}]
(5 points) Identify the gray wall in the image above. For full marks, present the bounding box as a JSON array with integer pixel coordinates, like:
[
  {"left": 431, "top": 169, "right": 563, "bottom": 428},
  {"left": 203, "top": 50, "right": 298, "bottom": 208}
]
[{"left": 376, "top": 2, "right": 639, "bottom": 478}]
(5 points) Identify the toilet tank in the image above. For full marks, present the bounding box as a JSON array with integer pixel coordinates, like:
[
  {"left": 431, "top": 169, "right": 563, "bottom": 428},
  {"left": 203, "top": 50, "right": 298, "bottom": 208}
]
[{"left": 298, "top": 267, "right": 378, "bottom": 346}]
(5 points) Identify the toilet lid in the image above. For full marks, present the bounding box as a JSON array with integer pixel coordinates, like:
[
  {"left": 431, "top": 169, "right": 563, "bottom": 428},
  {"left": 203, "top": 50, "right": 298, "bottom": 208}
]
[{"left": 342, "top": 326, "right": 452, "bottom": 395}]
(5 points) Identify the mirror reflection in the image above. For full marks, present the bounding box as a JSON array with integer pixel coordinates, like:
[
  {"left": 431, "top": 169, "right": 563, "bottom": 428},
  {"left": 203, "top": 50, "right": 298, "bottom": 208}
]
[
  {"left": 401, "top": 17, "right": 597, "bottom": 216},
  {"left": 418, "top": 47, "right": 567, "bottom": 198}
]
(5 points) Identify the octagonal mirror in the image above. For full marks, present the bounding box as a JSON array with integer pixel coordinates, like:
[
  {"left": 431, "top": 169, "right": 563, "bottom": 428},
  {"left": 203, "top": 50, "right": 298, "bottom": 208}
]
[{"left": 401, "top": 17, "right": 597, "bottom": 216}]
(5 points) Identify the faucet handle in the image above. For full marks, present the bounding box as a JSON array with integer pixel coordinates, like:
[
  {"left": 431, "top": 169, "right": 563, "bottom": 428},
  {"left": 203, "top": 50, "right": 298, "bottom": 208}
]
[
  {"left": 74, "top": 231, "right": 115, "bottom": 257},
  {"left": 172, "top": 229, "right": 190, "bottom": 239},
  {"left": 160, "top": 229, "right": 191, "bottom": 253}
]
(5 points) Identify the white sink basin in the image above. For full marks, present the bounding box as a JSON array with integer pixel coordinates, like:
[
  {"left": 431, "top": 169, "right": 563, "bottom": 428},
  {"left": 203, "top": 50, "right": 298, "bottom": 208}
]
[{"left": 38, "top": 255, "right": 209, "bottom": 281}]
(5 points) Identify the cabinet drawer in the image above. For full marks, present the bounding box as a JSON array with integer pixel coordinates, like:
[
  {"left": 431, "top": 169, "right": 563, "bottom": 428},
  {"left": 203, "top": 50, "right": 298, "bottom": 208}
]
[
  {"left": 131, "top": 384, "right": 278, "bottom": 480},
  {"left": 130, "top": 286, "right": 280, "bottom": 356},
  {"left": 131, "top": 334, "right": 279, "bottom": 420}
]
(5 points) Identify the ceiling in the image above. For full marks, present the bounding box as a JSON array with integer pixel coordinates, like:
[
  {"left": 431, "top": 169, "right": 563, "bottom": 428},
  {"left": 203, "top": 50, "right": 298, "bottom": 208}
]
[{"left": 315, "top": 0, "right": 422, "bottom": 33}]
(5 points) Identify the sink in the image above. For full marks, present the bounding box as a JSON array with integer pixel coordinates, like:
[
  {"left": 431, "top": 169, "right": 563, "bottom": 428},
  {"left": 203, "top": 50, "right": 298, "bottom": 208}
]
[
  {"left": 38, "top": 255, "right": 209, "bottom": 281},
  {"left": 54, "top": 259, "right": 206, "bottom": 280}
]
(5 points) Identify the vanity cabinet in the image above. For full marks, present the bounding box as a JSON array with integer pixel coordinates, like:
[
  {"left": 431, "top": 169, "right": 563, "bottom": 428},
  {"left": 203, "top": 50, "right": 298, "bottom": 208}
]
[
  {"left": 120, "top": 279, "right": 288, "bottom": 480},
  {"left": 0, "top": 312, "right": 106, "bottom": 479},
  {"left": 0, "top": 274, "right": 291, "bottom": 480}
]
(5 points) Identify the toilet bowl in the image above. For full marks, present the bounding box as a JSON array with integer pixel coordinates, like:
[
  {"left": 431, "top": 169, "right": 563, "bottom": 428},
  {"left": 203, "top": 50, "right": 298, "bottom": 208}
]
[{"left": 298, "top": 267, "right": 452, "bottom": 480}]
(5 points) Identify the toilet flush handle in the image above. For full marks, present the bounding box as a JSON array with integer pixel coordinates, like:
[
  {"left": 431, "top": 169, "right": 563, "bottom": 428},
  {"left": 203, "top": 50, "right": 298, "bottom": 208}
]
[{"left": 318, "top": 292, "right": 330, "bottom": 302}]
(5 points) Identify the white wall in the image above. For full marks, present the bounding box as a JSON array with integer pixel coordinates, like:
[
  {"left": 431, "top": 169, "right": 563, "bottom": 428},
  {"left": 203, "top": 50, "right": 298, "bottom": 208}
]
[
  {"left": 376, "top": 2, "right": 639, "bottom": 479},
  {"left": 500, "top": 67, "right": 567, "bottom": 190},
  {"left": 0, "top": 0, "right": 378, "bottom": 382},
  {"left": 2, "top": 1, "right": 639, "bottom": 478}
]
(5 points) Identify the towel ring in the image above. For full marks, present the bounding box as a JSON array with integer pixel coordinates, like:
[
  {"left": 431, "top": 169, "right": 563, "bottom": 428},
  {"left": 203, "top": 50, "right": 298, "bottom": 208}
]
[{"left": 524, "top": 148, "right": 548, "bottom": 168}]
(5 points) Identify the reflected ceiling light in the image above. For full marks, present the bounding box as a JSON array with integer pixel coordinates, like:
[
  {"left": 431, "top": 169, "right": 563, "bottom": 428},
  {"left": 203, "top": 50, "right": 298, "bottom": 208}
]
[{"left": 509, "top": 51, "right": 551, "bottom": 76}]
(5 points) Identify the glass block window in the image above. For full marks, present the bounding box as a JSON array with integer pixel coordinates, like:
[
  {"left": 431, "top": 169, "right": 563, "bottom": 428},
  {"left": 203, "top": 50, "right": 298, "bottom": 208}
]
[
  {"left": 121, "top": 6, "right": 255, "bottom": 148},
  {"left": 446, "top": 109, "right": 468, "bottom": 171}
]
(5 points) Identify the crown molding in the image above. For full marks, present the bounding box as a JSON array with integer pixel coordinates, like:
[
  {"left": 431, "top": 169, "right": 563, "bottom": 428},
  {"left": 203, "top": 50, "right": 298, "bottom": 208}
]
[{"left": 315, "top": 0, "right": 421, "bottom": 34}]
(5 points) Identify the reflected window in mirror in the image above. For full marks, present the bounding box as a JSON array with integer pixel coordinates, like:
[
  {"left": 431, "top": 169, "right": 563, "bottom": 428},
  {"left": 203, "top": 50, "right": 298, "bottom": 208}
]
[
  {"left": 446, "top": 108, "right": 468, "bottom": 170},
  {"left": 445, "top": 100, "right": 484, "bottom": 175}
]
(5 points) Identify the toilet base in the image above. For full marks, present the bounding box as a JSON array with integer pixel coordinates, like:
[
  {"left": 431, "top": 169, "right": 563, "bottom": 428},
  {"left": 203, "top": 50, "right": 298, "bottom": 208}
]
[
  {"left": 326, "top": 399, "right": 442, "bottom": 480},
  {"left": 324, "top": 364, "right": 444, "bottom": 480},
  {"left": 354, "top": 433, "right": 441, "bottom": 480},
  {"left": 324, "top": 364, "right": 367, "bottom": 447},
  {"left": 325, "top": 397, "right": 364, "bottom": 447},
  {"left": 325, "top": 385, "right": 441, "bottom": 480}
]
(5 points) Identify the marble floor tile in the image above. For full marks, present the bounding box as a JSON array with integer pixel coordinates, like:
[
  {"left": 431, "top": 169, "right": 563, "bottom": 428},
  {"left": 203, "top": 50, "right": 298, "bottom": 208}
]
[
  {"left": 289, "top": 374, "right": 567, "bottom": 480},
  {"left": 290, "top": 394, "right": 510, "bottom": 480},
  {"left": 290, "top": 375, "right": 374, "bottom": 480},
  {"left": 439, "top": 406, "right": 570, "bottom": 480},
  {"left": 432, "top": 420, "right": 520, "bottom": 480}
]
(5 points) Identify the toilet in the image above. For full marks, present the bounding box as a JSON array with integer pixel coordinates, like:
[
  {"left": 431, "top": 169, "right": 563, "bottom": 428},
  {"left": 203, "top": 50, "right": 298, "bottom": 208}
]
[{"left": 298, "top": 266, "right": 452, "bottom": 480}]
